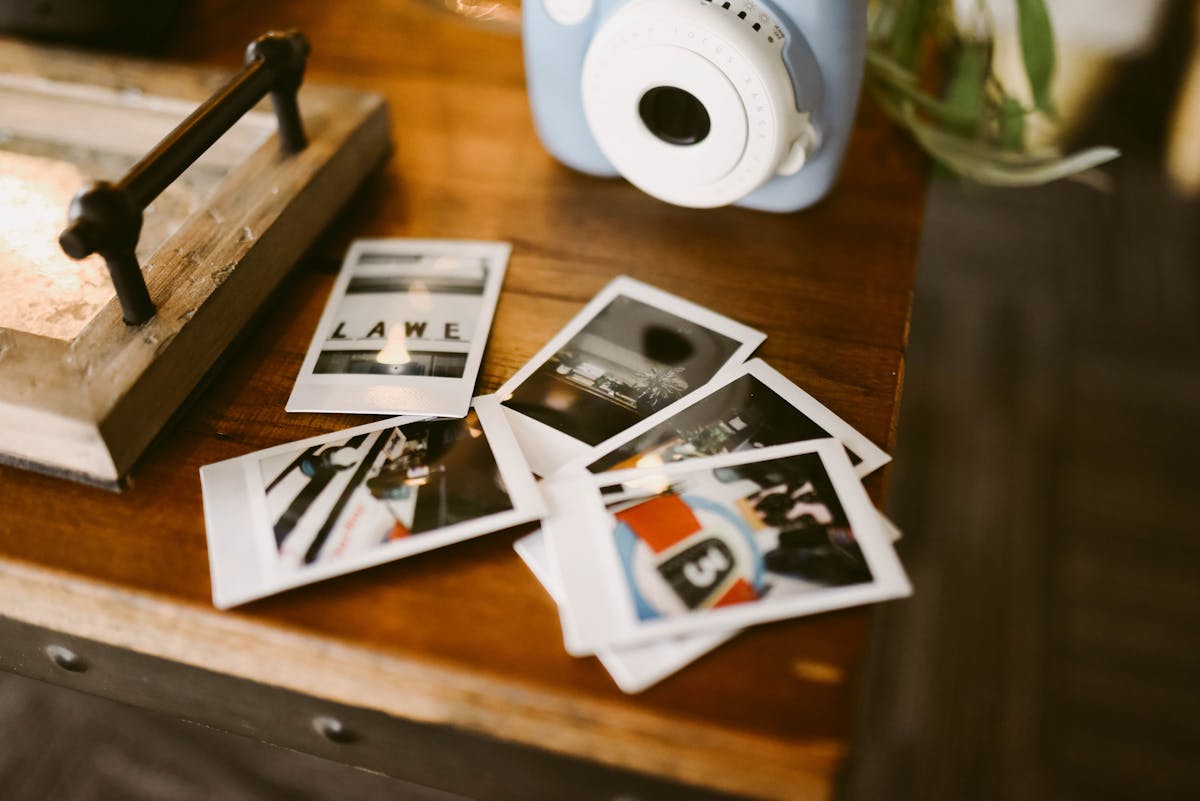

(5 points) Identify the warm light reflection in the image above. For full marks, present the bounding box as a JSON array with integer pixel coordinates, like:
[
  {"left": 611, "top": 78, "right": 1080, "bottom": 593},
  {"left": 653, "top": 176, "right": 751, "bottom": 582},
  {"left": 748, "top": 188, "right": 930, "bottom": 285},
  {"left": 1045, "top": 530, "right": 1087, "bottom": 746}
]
[
  {"left": 410, "top": 0, "right": 520, "bottom": 30},
  {"left": 375, "top": 324, "right": 413, "bottom": 365},
  {"left": 0, "top": 151, "right": 113, "bottom": 341},
  {"left": 446, "top": 0, "right": 520, "bottom": 29},
  {"left": 408, "top": 279, "right": 434, "bottom": 311},
  {"left": 635, "top": 453, "right": 666, "bottom": 470},
  {"left": 465, "top": 410, "right": 484, "bottom": 438},
  {"left": 545, "top": 386, "right": 575, "bottom": 411},
  {"left": 624, "top": 473, "right": 672, "bottom": 496}
]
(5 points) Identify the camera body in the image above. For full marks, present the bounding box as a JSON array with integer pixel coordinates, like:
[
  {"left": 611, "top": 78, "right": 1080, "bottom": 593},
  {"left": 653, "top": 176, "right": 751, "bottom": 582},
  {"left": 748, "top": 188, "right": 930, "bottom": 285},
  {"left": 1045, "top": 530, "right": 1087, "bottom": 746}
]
[{"left": 524, "top": 0, "right": 867, "bottom": 212}]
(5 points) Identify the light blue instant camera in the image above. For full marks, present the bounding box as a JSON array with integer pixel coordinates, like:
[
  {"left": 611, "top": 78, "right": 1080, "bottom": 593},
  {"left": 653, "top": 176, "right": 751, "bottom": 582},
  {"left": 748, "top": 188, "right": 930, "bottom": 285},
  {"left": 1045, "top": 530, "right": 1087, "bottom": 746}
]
[{"left": 524, "top": 0, "right": 867, "bottom": 212}]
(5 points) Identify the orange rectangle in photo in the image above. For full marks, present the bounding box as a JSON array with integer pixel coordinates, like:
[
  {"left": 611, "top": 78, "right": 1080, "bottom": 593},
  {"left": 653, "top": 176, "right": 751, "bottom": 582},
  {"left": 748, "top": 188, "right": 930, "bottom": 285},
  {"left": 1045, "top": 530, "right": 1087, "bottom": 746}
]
[{"left": 614, "top": 494, "right": 700, "bottom": 554}]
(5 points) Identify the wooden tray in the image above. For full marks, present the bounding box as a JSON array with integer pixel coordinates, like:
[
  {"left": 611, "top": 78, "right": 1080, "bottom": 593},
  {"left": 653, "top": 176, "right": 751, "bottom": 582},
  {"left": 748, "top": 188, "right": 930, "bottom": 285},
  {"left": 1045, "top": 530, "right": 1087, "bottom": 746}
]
[{"left": 0, "top": 38, "right": 390, "bottom": 488}]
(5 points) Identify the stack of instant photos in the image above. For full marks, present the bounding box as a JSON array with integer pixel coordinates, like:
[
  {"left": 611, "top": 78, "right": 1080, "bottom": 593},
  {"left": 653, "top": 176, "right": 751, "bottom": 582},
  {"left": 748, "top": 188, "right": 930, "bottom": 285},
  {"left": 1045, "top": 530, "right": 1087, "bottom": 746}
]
[{"left": 201, "top": 240, "right": 911, "bottom": 693}]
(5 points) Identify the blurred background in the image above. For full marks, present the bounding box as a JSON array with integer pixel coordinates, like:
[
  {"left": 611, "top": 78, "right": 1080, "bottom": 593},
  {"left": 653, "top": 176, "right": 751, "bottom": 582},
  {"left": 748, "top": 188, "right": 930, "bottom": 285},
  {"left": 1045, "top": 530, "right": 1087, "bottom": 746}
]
[
  {"left": 1, "top": 0, "right": 1198, "bottom": 799},
  {"left": 845, "top": 2, "right": 1200, "bottom": 799}
]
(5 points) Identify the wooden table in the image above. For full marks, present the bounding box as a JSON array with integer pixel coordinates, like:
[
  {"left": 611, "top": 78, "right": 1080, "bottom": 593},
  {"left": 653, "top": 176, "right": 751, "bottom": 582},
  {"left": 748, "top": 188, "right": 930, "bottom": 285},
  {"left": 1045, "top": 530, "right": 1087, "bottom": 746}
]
[{"left": 0, "top": 2, "right": 925, "bottom": 799}]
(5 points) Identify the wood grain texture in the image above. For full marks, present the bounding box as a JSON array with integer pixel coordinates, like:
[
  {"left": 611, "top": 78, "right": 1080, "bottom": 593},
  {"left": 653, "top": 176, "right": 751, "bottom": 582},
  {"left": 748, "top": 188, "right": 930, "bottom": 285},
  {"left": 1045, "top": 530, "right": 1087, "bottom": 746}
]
[
  {"left": 0, "top": 1, "right": 926, "bottom": 799},
  {"left": 0, "top": 37, "right": 390, "bottom": 482}
]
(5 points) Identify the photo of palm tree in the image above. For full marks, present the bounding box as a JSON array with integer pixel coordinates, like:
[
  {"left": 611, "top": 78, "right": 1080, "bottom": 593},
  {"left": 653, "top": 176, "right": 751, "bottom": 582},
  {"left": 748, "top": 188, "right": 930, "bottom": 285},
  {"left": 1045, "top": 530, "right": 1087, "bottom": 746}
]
[{"left": 502, "top": 295, "right": 743, "bottom": 445}]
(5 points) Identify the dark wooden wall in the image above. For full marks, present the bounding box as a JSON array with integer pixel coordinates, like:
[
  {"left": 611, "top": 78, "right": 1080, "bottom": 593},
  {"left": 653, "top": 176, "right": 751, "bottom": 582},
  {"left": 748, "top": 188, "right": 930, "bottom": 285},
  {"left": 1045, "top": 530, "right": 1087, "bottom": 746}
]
[{"left": 842, "top": 4, "right": 1200, "bottom": 798}]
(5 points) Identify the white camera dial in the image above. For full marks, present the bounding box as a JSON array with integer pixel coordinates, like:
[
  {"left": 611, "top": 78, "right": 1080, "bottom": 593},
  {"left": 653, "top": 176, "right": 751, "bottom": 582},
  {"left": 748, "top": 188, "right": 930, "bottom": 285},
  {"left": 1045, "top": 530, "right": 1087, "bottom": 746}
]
[{"left": 581, "top": 0, "right": 818, "bottom": 208}]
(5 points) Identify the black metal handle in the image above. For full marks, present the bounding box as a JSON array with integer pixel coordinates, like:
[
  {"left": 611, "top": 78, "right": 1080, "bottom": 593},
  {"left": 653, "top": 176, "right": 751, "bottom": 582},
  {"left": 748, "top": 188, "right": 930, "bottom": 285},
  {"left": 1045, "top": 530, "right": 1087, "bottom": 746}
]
[{"left": 59, "top": 30, "right": 311, "bottom": 326}]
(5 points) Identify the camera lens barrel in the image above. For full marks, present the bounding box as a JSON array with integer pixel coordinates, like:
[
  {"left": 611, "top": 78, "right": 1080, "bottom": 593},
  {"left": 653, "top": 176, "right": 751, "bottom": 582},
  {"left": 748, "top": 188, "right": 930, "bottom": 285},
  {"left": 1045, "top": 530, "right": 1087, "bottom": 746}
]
[
  {"left": 638, "top": 85, "right": 712, "bottom": 146},
  {"left": 581, "top": 0, "right": 817, "bottom": 208}
]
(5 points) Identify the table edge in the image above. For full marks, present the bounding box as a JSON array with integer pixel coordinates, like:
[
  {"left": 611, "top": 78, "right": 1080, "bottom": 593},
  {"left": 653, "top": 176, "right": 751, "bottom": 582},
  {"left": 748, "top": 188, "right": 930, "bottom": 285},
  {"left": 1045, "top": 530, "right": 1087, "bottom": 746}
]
[{"left": 0, "top": 554, "right": 842, "bottom": 800}]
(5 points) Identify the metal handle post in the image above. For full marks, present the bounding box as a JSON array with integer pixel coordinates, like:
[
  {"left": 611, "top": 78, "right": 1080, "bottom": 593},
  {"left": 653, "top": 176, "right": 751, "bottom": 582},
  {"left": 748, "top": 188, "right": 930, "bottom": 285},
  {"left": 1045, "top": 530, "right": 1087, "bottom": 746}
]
[{"left": 59, "top": 30, "right": 310, "bottom": 325}]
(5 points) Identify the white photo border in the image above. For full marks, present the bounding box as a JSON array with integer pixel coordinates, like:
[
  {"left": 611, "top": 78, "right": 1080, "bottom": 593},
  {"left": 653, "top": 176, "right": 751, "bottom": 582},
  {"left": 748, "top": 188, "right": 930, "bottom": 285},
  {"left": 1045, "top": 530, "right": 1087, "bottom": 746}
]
[
  {"left": 556, "top": 358, "right": 892, "bottom": 479},
  {"left": 514, "top": 530, "right": 736, "bottom": 694},
  {"left": 516, "top": 503, "right": 902, "bottom": 691},
  {"left": 545, "top": 440, "right": 911, "bottom": 653},
  {"left": 491, "top": 276, "right": 766, "bottom": 476},
  {"left": 201, "top": 396, "right": 545, "bottom": 609},
  {"left": 286, "top": 239, "right": 511, "bottom": 418}
]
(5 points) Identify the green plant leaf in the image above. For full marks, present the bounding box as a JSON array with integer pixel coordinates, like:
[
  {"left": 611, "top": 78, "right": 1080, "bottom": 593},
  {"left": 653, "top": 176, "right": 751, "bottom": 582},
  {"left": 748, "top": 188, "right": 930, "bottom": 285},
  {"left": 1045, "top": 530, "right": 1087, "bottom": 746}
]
[
  {"left": 865, "top": 49, "right": 920, "bottom": 88},
  {"left": 1016, "top": 0, "right": 1057, "bottom": 116},
  {"left": 866, "top": 1, "right": 1120, "bottom": 186},
  {"left": 869, "top": 50, "right": 1015, "bottom": 132},
  {"left": 867, "top": 51, "right": 964, "bottom": 120},
  {"left": 875, "top": 92, "right": 1120, "bottom": 185},
  {"left": 941, "top": 38, "right": 992, "bottom": 136},
  {"left": 999, "top": 96, "right": 1026, "bottom": 149},
  {"left": 886, "top": 0, "right": 937, "bottom": 70}
]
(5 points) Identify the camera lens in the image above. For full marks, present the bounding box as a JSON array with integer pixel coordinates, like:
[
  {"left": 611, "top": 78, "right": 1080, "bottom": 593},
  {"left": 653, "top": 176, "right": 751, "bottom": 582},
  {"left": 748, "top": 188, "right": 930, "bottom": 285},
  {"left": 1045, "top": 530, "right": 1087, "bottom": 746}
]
[{"left": 637, "top": 86, "right": 711, "bottom": 146}]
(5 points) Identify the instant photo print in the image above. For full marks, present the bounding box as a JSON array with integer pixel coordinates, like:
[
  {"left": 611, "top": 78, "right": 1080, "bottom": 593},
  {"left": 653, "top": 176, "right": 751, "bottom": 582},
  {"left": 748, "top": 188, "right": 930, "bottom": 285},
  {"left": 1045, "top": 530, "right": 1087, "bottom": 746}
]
[
  {"left": 516, "top": 511, "right": 902, "bottom": 692},
  {"left": 201, "top": 398, "right": 543, "bottom": 608},
  {"left": 287, "top": 239, "right": 510, "bottom": 417},
  {"left": 544, "top": 441, "right": 911, "bottom": 653},
  {"left": 560, "top": 358, "right": 891, "bottom": 479},
  {"left": 493, "top": 276, "right": 765, "bottom": 476}
]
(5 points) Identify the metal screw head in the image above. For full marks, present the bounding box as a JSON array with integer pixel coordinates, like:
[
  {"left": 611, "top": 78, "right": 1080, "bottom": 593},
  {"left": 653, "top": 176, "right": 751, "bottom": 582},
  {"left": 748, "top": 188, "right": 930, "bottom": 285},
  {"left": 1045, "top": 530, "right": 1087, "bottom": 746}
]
[
  {"left": 312, "top": 715, "right": 357, "bottom": 744},
  {"left": 45, "top": 644, "right": 88, "bottom": 673}
]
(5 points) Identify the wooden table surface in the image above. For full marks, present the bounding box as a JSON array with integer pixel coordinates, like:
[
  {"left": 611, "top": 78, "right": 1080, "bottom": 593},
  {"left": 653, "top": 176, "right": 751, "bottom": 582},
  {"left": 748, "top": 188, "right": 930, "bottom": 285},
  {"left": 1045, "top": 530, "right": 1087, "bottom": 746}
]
[{"left": 0, "top": 2, "right": 925, "bottom": 799}]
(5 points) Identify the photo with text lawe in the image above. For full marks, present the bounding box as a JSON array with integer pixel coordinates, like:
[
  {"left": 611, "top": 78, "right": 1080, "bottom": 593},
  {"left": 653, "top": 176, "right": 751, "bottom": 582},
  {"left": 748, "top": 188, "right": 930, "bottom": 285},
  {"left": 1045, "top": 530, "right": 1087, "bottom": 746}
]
[{"left": 315, "top": 252, "right": 488, "bottom": 378}]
